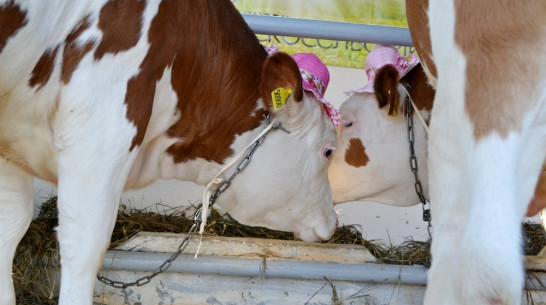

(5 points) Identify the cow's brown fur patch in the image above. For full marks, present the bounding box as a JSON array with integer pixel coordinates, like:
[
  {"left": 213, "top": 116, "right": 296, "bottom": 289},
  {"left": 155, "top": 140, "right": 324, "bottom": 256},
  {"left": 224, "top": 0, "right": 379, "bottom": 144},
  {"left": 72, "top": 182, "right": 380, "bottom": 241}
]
[
  {"left": 455, "top": 0, "right": 546, "bottom": 139},
  {"left": 61, "top": 16, "right": 95, "bottom": 84},
  {"left": 95, "top": 0, "right": 144, "bottom": 60},
  {"left": 123, "top": 0, "right": 268, "bottom": 161},
  {"left": 29, "top": 46, "right": 59, "bottom": 89},
  {"left": 165, "top": 0, "right": 269, "bottom": 163},
  {"left": 400, "top": 63, "right": 435, "bottom": 116},
  {"left": 0, "top": 1, "right": 27, "bottom": 54},
  {"left": 405, "top": 0, "right": 437, "bottom": 80},
  {"left": 345, "top": 138, "right": 369, "bottom": 167}
]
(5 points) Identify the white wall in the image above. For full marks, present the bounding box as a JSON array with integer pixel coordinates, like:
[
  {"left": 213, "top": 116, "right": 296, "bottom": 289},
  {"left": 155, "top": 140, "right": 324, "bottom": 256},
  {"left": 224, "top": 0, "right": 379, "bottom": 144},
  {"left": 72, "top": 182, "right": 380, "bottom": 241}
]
[{"left": 32, "top": 65, "right": 539, "bottom": 245}]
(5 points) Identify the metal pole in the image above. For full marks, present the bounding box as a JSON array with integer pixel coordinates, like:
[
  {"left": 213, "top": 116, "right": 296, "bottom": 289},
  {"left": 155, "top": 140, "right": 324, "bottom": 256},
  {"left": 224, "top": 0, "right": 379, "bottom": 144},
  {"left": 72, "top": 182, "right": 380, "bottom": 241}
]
[
  {"left": 242, "top": 14, "right": 414, "bottom": 47},
  {"left": 102, "top": 250, "right": 428, "bottom": 285}
]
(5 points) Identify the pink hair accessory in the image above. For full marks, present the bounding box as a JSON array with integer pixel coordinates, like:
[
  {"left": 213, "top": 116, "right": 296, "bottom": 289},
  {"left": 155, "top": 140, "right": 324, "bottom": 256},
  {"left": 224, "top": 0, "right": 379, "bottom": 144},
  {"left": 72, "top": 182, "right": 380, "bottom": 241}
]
[
  {"left": 291, "top": 53, "right": 340, "bottom": 127},
  {"left": 345, "top": 44, "right": 420, "bottom": 96},
  {"left": 263, "top": 44, "right": 280, "bottom": 56}
]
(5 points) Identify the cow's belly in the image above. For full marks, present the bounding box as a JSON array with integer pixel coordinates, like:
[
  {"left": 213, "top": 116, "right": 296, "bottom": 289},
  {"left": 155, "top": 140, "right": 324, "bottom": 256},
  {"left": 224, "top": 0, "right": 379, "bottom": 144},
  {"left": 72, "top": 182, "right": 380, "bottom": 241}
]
[{"left": 0, "top": 90, "right": 58, "bottom": 183}]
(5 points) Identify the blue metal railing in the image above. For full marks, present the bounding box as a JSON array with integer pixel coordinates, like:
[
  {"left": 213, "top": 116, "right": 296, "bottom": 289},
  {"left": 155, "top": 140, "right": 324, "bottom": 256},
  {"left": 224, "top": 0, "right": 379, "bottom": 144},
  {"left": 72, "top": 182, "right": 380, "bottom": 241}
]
[{"left": 242, "top": 14, "right": 413, "bottom": 47}]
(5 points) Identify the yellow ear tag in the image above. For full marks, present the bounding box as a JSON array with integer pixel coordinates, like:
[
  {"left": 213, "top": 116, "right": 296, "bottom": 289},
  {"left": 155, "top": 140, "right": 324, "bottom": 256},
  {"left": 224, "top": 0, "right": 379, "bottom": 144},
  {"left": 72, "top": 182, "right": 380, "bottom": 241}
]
[{"left": 271, "top": 87, "right": 292, "bottom": 110}]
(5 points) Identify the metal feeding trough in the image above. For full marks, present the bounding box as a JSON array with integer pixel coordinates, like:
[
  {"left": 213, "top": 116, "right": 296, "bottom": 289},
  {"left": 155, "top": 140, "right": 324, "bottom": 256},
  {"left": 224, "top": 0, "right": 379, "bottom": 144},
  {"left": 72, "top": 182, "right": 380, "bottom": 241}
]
[{"left": 90, "top": 232, "right": 546, "bottom": 305}]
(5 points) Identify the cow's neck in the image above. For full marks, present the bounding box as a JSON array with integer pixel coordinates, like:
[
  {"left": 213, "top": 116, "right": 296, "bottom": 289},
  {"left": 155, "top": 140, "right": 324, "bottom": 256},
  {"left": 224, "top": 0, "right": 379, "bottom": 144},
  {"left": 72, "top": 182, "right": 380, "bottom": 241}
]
[
  {"left": 125, "top": 102, "right": 271, "bottom": 190},
  {"left": 164, "top": 105, "right": 269, "bottom": 165},
  {"left": 123, "top": 0, "right": 270, "bottom": 189}
]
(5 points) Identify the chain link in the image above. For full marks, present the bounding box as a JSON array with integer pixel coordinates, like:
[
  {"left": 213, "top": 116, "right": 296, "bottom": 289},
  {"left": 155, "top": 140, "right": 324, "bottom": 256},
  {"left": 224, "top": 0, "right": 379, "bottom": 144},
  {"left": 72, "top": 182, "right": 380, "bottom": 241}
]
[
  {"left": 405, "top": 84, "right": 432, "bottom": 240},
  {"left": 97, "top": 217, "right": 200, "bottom": 289},
  {"left": 208, "top": 114, "right": 288, "bottom": 206},
  {"left": 97, "top": 114, "right": 287, "bottom": 289}
]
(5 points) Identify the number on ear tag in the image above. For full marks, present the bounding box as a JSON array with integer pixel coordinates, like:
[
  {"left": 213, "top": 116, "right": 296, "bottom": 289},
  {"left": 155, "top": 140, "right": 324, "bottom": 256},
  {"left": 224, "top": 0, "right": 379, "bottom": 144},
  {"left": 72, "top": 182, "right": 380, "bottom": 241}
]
[{"left": 271, "top": 87, "right": 292, "bottom": 110}]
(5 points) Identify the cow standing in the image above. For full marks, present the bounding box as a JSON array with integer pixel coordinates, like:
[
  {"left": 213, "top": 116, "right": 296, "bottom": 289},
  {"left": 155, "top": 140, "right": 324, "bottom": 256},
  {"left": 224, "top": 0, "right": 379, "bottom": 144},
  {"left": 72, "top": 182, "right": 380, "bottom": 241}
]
[
  {"left": 0, "top": 1, "right": 339, "bottom": 304},
  {"left": 423, "top": 0, "right": 546, "bottom": 304}
]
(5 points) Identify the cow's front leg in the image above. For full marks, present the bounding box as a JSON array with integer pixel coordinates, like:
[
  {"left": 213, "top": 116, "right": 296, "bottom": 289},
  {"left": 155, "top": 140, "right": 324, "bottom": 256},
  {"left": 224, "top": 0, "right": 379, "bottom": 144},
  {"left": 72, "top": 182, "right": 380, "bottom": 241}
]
[
  {"left": 55, "top": 143, "right": 137, "bottom": 305},
  {"left": 0, "top": 159, "right": 34, "bottom": 305}
]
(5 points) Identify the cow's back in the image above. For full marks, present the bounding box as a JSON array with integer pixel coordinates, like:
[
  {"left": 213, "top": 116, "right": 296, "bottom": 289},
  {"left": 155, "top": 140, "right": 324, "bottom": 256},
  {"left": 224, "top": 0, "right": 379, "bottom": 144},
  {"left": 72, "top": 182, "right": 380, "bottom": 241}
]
[{"left": 0, "top": 0, "right": 267, "bottom": 184}]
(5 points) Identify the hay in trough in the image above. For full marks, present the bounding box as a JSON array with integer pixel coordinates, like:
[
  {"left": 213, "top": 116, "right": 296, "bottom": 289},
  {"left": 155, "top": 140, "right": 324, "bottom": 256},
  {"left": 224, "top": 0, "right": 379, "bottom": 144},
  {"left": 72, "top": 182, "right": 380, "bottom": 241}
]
[
  {"left": 13, "top": 197, "right": 60, "bottom": 305},
  {"left": 13, "top": 196, "right": 546, "bottom": 304}
]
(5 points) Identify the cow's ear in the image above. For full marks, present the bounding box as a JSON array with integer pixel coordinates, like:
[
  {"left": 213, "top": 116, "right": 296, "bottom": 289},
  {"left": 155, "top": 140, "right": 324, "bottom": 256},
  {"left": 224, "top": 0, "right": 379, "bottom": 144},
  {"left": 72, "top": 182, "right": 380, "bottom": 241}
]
[
  {"left": 259, "top": 52, "right": 304, "bottom": 113},
  {"left": 374, "top": 65, "right": 401, "bottom": 116}
]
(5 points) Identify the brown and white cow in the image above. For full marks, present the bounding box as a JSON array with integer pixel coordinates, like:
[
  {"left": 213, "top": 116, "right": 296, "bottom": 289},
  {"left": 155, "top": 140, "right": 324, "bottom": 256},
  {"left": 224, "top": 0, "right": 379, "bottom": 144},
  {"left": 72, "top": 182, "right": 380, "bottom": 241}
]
[
  {"left": 420, "top": 0, "right": 546, "bottom": 304},
  {"left": 424, "top": 0, "right": 546, "bottom": 303},
  {"left": 0, "top": 1, "right": 339, "bottom": 304},
  {"left": 328, "top": 45, "right": 434, "bottom": 207}
]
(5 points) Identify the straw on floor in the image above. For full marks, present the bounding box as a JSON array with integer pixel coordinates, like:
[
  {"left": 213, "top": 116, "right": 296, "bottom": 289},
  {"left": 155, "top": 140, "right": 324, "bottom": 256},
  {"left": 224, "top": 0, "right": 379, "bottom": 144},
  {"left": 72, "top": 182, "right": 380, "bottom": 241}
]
[{"left": 13, "top": 196, "right": 546, "bottom": 304}]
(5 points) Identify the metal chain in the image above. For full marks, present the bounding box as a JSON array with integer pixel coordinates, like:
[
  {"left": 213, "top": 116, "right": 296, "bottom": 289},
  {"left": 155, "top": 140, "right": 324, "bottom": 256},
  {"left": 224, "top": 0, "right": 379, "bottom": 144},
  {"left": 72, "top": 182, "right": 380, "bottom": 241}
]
[
  {"left": 97, "top": 114, "right": 288, "bottom": 289},
  {"left": 208, "top": 114, "right": 289, "bottom": 206},
  {"left": 97, "top": 214, "right": 201, "bottom": 289},
  {"left": 405, "top": 84, "right": 432, "bottom": 240}
]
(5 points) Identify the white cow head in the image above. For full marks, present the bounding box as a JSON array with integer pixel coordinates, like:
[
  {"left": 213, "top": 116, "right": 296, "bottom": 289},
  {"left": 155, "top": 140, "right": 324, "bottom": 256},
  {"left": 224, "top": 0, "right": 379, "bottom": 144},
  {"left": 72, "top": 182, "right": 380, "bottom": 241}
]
[
  {"left": 328, "top": 62, "right": 434, "bottom": 207},
  {"left": 171, "top": 52, "right": 339, "bottom": 242}
]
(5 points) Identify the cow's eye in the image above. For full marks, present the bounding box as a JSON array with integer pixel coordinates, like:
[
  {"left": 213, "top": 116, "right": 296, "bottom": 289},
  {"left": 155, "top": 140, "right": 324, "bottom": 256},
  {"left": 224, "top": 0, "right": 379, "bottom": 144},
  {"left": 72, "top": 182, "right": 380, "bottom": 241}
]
[
  {"left": 344, "top": 121, "right": 353, "bottom": 127},
  {"left": 322, "top": 147, "right": 335, "bottom": 160}
]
